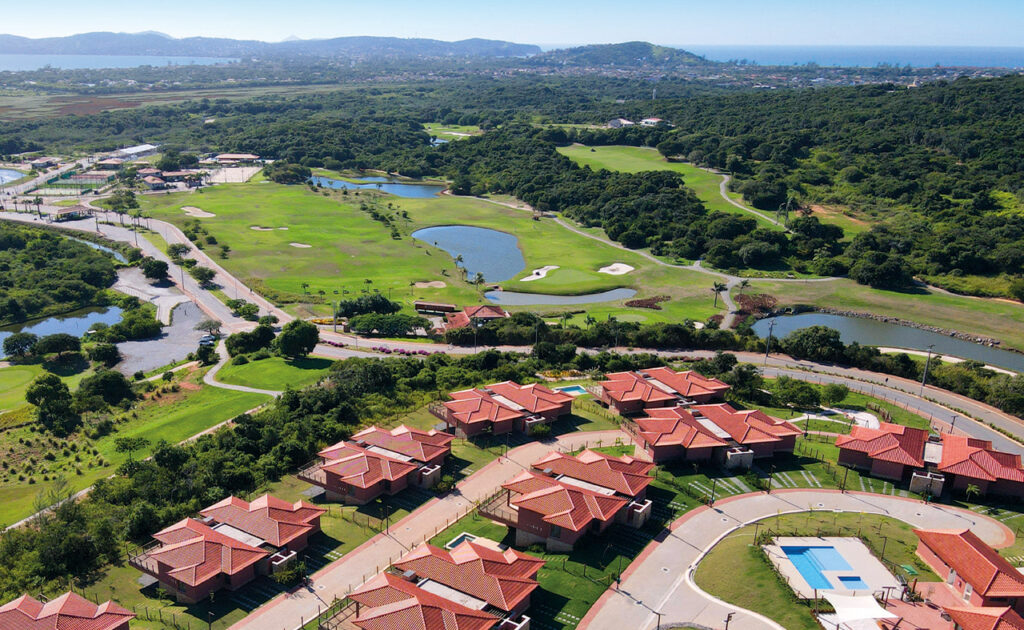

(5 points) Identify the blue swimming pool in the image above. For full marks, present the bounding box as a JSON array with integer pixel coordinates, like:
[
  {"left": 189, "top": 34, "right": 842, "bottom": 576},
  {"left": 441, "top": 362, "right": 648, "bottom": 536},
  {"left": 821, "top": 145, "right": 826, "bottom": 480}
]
[
  {"left": 555, "top": 385, "right": 587, "bottom": 395},
  {"left": 838, "top": 576, "right": 870, "bottom": 590},
  {"left": 781, "top": 546, "right": 852, "bottom": 590}
]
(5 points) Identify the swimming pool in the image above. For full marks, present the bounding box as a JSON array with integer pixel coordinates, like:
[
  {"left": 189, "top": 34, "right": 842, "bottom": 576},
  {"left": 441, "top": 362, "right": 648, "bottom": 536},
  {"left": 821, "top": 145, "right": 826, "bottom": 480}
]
[
  {"left": 444, "top": 532, "right": 477, "bottom": 549},
  {"left": 555, "top": 385, "right": 587, "bottom": 396},
  {"left": 838, "top": 576, "right": 870, "bottom": 590},
  {"left": 781, "top": 546, "right": 852, "bottom": 590}
]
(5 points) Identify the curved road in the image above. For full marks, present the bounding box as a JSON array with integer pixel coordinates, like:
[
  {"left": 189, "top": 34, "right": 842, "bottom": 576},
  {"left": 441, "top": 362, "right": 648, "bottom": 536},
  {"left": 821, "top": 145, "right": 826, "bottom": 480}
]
[{"left": 580, "top": 489, "right": 1012, "bottom": 630}]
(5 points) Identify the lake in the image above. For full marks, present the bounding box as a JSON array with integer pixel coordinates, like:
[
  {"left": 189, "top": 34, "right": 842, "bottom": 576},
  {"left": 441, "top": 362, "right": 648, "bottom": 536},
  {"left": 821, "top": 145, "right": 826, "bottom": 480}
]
[
  {"left": 752, "top": 313, "right": 1024, "bottom": 373},
  {"left": 412, "top": 225, "right": 526, "bottom": 282},
  {"left": 485, "top": 288, "right": 637, "bottom": 306},
  {"left": 311, "top": 175, "right": 445, "bottom": 198},
  {"left": 0, "top": 54, "right": 238, "bottom": 71},
  {"left": 0, "top": 306, "right": 123, "bottom": 359},
  {"left": 0, "top": 169, "right": 24, "bottom": 185},
  {"left": 66, "top": 236, "right": 127, "bottom": 263}
]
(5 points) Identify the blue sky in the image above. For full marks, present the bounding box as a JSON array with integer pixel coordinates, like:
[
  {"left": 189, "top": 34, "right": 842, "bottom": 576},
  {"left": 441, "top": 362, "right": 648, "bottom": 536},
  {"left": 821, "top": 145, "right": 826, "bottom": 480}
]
[{"left": 3, "top": 0, "right": 1023, "bottom": 47}]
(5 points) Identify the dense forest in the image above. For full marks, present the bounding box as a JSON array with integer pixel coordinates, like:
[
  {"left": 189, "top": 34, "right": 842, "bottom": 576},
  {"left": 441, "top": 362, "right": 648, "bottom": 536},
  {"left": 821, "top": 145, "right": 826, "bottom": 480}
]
[{"left": 0, "top": 223, "right": 120, "bottom": 325}]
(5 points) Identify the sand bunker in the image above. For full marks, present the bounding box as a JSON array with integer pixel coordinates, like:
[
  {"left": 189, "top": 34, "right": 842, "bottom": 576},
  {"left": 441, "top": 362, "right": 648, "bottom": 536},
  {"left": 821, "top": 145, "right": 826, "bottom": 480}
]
[
  {"left": 598, "top": 263, "right": 635, "bottom": 275},
  {"left": 290, "top": 242, "right": 312, "bottom": 248},
  {"left": 182, "top": 206, "right": 215, "bottom": 218},
  {"left": 250, "top": 226, "right": 274, "bottom": 231},
  {"left": 414, "top": 281, "right": 447, "bottom": 288},
  {"left": 521, "top": 265, "right": 559, "bottom": 282},
  {"left": 278, "top": 227, "right": 289, "bottom": 230}
]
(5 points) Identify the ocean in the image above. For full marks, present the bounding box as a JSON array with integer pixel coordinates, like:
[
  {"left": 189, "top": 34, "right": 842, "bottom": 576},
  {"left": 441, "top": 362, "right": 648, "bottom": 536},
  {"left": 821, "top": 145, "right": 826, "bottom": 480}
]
[
  {"left": 0, "top": 54, "right": 239, "bottom": 72},
  {"left": 680, "top": 45, "right": 1024, "bottom": 68}
]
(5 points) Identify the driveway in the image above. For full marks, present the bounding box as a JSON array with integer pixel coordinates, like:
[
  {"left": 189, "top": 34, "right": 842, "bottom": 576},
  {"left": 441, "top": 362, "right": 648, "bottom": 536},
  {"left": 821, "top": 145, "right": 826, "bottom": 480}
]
[{"left": 117, "top": 302, "right": 204, "bottom": 375}]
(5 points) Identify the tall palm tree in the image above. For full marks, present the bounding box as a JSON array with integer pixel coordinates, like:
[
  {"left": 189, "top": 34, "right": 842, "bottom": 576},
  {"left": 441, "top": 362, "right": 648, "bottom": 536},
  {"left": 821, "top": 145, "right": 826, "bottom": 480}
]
[
  {"left": 711, "top": 282, "right": 727, "bottom": 307},
  {"left": 738, "top": 279, "right": 750, "bottom": 294},
  {"left": 965, "top": 483, "right": 980, "bottom": 503}
]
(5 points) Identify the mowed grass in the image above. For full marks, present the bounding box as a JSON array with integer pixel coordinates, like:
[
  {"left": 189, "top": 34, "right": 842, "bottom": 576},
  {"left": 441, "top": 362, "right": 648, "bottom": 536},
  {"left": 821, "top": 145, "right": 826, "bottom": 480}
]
[
  {"left": 423, "top": 122, "right": 482, "bottom": 139},
  {"left": 0, "top": 361, "right": 92, "bottom": 414},
  {"left": 216, "top": 356, "right": 333, "bottom": 390},
  {"left": 136, "top": 182, "right": 724, "bottom": 322}
]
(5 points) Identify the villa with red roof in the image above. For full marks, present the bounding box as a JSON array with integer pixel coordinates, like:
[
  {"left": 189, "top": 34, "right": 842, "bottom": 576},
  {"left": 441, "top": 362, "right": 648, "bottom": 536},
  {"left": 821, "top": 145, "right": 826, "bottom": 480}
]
[
  {"left": 914, "top": 529, "right": 1024, "bottom": 613},
  {"left": 631, "top": 406, "right": 729, "bottom": 463},
  {"left": 443, "top": 305, "right": 509, "bottom": 331},
  {"left": 393, "top": 539, "right": 544, "bottom": 618},
  {"left": 199, "top": 494, "right": 326, "bottom": 552},
  {"left": 636, "top": 367, "right": 730, "bottom": 403},
  {"left": 597, "top": 371, "right": 678, "bottom": 415},
  {"left": 945, "top": 606, "right": 1024, "bottom": 630},
  {"left": 129, "top": 518, "right": 269, "bottom": 603},
  {"left": 530, "top": 449, "right": 653, "bottom": 500},
  {"left": 690, "top": 403, "right": 801, "bottom": 459},
  {"left": 349, "top": 573, "right": 504, "bottom": 630},
  {"left": 0, "top": 592, "right": 134, "bottom": 630},
  {"left": 836, "top": 422, "right": 928, "bottom": 481},
  {"left": 937, "top": 435, "right": 1024, "bottom": 499},
  {"left": 351, "top": 424, "right": 454, "bottom": 467},
  {"left": 298, "top": 441, "right": 420, "bottom": 504},
  {"left": 435, "top": 381, "right": 573, "bottom": 438}
]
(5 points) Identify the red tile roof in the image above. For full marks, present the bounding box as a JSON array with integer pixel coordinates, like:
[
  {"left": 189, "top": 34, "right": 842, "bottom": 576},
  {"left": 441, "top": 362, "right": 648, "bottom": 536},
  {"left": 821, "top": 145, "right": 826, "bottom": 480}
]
[
  {"left": 691, "top": 403, "right": 801, "bottom": 445},
  {"left": 599, "top": 372, "right": 678, "bottom": 406},
  {"left": 145, "top": 519, "right": 267, "bottom": 587},
  {"left": 444, "top": 306, "right": 509, "bottom": 331},
  {"left": 445, "top": 389, "right": 526, "bottom": 428},
  {"left": 531, "top": 449, "right": 653, "bottom": 498},
  {"left": 348, "top": 425, "right": 454, "bottom": 464},
  {"left": 351, "top": 573, "right": 497, "bottom": 630},
  {"left": 0, "top": 592, "right": 133, "bottom": 630},
  {"left": 394, "top": 540, "right": 543, "bottom": 613},
  {"left": 835, "top": 422, "right": 927, "bottom": 467},
  {"left": 199, "top": 494, "right": 325, "bottom": 548},
  {"left": 485, "top": 381, "right": 573, "bottom": 416},
  {"left": 638, "top": 367, "right": 730, "bottom": 399},
  {"left": 938, "top": 435, "right": 1024, "bottom": 484},
  {"left": 503, "top": 470, "right": 627, "bottom": 533},
  {"left": 914, "top": 529, "right": 1024, "bottom": 598},
  {"left": 318, "top": 443, "right": 420, "bottom": 490},
  {"left": 635, "top": 406, "right": 729, "bottom": 450},
  {"left": 944, "top": 607, "right": 1024, "bottom": 630}
]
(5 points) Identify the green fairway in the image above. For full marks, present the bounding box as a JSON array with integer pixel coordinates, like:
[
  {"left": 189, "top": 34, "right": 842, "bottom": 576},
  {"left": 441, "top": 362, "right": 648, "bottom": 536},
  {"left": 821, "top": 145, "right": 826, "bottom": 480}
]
[
  {"left": 216, "top": 355, "right": 333, "bottom": 390},
  {"left": 135, "top": 181, "right": 724, "bottom": 323},
  {"left": 0, "top": 361, "right": 92, "bottom": 414},
  {"left": 423, "top": 122, "right": 482, "bottom": 139}
]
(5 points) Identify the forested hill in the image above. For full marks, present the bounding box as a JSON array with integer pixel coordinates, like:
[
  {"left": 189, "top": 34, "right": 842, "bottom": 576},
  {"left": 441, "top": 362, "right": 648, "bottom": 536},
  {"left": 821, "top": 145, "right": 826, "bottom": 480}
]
[
  {"left": 0, "top": 32, "right": 541, "bottom": 58},
  {"left": 532, "top": 42, "right": 711, "bottom": 68}
]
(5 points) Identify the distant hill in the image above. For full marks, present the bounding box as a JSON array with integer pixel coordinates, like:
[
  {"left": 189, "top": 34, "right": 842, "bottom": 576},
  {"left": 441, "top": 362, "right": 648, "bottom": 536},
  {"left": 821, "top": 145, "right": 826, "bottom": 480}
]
[
  {"left": 535, "top": 41, "right": 712, "bottom": 67},
  {"left": 0, "top": 32, "right": 541, "bottom": 59}
]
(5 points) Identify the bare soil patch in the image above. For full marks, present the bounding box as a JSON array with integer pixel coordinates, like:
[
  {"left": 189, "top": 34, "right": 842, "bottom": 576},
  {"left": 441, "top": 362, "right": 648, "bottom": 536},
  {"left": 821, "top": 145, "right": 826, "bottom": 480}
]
[
  {"left": 290, "top": 242, "right": 312, "bottom": 248},
  {"left": 414, "top": 281, "right": 447, "bottom": 288},
  {"left": 182, "top": 206, "right": 215, "bottom": 218}
]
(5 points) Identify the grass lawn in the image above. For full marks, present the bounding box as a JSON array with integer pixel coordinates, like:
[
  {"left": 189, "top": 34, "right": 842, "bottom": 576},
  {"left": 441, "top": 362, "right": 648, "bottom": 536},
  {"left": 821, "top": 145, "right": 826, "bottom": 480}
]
[
  {"left": 696, "top": 513, "right": 938, "bottom": 630},
  {"left": 0, "top": 359, "right": 93, "bottom": 414},
  {"left": 422, "top": 122, "right": 482, "bottom": 139},
  {"left": 216, "top": 355, "right": 334, "bottom": 390}
]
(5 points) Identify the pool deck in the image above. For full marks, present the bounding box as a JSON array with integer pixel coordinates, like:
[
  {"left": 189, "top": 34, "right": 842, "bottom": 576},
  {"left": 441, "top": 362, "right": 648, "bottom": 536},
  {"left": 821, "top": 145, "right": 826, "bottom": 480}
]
[{"left": 764, "top": 536, "right": 901, "bottom": 599}]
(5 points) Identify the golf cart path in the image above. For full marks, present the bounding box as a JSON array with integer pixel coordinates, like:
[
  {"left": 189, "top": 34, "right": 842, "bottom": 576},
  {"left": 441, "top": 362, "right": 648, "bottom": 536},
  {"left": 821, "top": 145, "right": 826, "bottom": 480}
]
[{"left": 580, "top": 489, "right": 1013, "bottom": 630}]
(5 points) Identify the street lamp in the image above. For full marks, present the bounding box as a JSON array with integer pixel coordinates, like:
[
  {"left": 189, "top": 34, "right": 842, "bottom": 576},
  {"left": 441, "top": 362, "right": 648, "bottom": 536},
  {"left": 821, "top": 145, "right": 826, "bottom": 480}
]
[
  {"left": 919, "top": 344, "right": 935, "bottom": 395},
  {"left": 763, "top": 319, "right": 776, "bottom": 367},
  {"left": 725, "top": 612, "right": 735, "bottom": 630}
]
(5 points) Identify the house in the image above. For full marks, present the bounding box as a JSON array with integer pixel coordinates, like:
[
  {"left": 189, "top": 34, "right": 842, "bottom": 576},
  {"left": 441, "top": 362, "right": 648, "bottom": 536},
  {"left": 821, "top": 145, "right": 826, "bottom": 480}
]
[
  {"left": 608, "top": 118, "right": 635, "bottom": 128},
  {"left": 945, "top": 606, "right": 1024, "bottom": 630},
  {"left": 142, "top": 175, "right": 166, "bottom": 190},
  {"left": 530, "top": 449, "right": 653, "bottom": 500},
  {"left": 914, "top": 529, "right": 1024, "bottom": 612},
  {"left": 444, "top": 305, "right": 509, "bottom": 331},
  {"left": 640, "top": 117, "right": 665, "bottom": 127},
  {"left": 392, "top": 538, "right": 544, "bottom": 619},
  {"left": 433, "top": 381, "right": 571, "bottom": 437},
  {"left": 0, "top": 592, "right": 134, "bottom": 630},
  {"left": 836, "top": 422, "right": 928, "bottom": 481},
  {"left": 198, "top": 494, "right": 325, "bottom": 553},
  {"left": 137, "top": 167, "right": 162, "bottom": 177},
  {"left": 690, "top": 403, "right": 801, "bottom": 458},
  {"left": 128, "top": 518, "right": 268, "bottom": 603},
  {"left": 95, "top": 158, "right": 124, "bottom": 170},
  {"left": 215, "top": 153, "right": 260, "bottom": 165},
  {"left": 631, "top": 406, "right": 729, "bottom": 463},
  {"left": 349, "top": 572, "right": 508, "bottom": 630},
  {"left": 936, "top": 435, "right": 1024, "bottom": 499},
  {"left": 597, "top": 371, "right": 679, "bottom": 415},
  {"left": 636, "top": 367, "right": 730, "bottom": 403},
  {"left": 297, "top": 442, "right": 420, "bottom": 504},
  {"left": 486, "top": 381, "right": 574, "bottom": 421},
  {"left": 28, "top": 156, "right": 58, "bottom": 168},
  {"left": 351, "top": 424, "right": 454, "bottom": 467}
]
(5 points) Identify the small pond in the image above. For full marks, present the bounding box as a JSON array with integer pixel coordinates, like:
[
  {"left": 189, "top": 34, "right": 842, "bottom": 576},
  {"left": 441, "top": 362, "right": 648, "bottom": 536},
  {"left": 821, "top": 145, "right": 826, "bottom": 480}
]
[
  {"left": 310, "top": 175, "right": 445, "bottom": 198},
  {"left": 0, "top": 169, "right": 24, "bottom": 185},
  {"left": 0, "top": 306, "right": 123, "bottom": 358},
  {"left": 412, "top": 225, "right": 526, "bottom": 282},
  {"left": 752, "top": 313, "right": 1024, "bottom": 373},
  {"left": 67, "top": 236, "right": 128, "bottom": 263},
  {"left": 485, "top": 288, "right": 637, "bottom": 306}
]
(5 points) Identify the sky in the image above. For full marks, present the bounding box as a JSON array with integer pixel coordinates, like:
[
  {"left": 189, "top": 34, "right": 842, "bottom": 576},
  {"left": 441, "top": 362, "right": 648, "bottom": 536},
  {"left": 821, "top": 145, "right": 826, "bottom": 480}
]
[{"left": 2, "top": 0, "right": 1023, "bottom": 48}]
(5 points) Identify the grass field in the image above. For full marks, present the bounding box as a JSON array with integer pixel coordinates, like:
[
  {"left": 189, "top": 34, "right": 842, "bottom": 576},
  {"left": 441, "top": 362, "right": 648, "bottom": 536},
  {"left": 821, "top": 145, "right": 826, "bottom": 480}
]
[
  {"left": 695, "top": 513, "right": 938, "bottom": 630},
  {"left": 423, "top": 122, "right": 482, "bottom": 139},
  {"left": 134, "top": 181, "right": 725, "bottom": 323},
  {"left": 217, "top": 356, "right": 333, "bottom": 390},
  {"left": 0, "top": 360, "right": 92, "bottom": 414}
]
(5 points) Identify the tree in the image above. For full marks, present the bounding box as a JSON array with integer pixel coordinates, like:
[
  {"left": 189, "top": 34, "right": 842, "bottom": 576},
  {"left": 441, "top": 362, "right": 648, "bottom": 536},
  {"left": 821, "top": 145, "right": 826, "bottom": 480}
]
[
  {"left": 77, "top": 370, "right": 135, "bottom": 406},
  {"left": 3, "top": 332, "right": 38, "bottom": 358},
  {"left": 1010, "top": 278, "right": 1024, "bottom": 303},
  {"left": 773, "top": 375, "right": 821, "bottom": 409},
  {"left": 965, "top": 483, "right": 980, "bottom": 502},
  {"left": 189, "top": 265, "right": 216, "bottom": 287},
  {"left": 140, "top": 257, "right": 169, "bottom": 280},
  {"left": 711, "top": 282, "right": 727, "bottom": 307},
  {"left": 195, "top": 343, "right": 217, "bottom": 366},
  {"left": 275, "top": 320, "right": 319, "bottom": 358},
  {"left": 167, "top": 242, "right": 191, "bottom": 259},
  {"left": 25, "top": 373, "right": 79, "bottom": 436},
  {"left": 87, "top": 342, "right": 121, "bottom": 367},
  {"left": 821, "top": 383, "right": 849, "bottom": 407},
  {"left": 782, "top": 326, "right": 845, "bottom": 363},
  {"left": 35, "top": 333, "right": 81, "bottom": 357},
  {"left": 114, "top": 437, "right": 150, "bottom": 462},
  {"left": 107, "top": 189, "right": 139, "bottom": 224},
  {"left": 195, "top": 319, "right": 221, "bottom": 336}
]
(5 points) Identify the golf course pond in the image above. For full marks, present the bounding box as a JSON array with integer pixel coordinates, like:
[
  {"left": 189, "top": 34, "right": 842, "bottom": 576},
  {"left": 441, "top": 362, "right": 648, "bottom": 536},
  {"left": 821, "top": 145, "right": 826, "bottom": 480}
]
[
  {"left": 311, "top": 175, "right": 445, "bottom": 198},
  {"left": 0, "top": 306, "right": 123, "bottom": 359},
  {"left": 0, "top": 169, "right": 24, "bottom": 185},
  {"left": 753, "top": 312, "right": 1024, "bottom": 373},
  {"left": 485, "top": 288, "right": 638, "bottom": 306},
  {"left": 66, "top": 236, "right": 127, "bottom": 263},
  {"left": 412, "top": 225, "right": 526, "bottom": 282}
]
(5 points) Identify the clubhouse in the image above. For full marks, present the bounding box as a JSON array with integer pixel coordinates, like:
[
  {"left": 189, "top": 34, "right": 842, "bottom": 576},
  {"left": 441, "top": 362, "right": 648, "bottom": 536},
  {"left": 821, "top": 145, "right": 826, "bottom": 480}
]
[
  {"left": 442, "top": 304, "right": 510, "bottom": 332},
  {"left": 0, "top": 592, "right": 134, "bottom": 630},
  {"left": 432, "top": 381, "right": 574, "bottom": 438}
]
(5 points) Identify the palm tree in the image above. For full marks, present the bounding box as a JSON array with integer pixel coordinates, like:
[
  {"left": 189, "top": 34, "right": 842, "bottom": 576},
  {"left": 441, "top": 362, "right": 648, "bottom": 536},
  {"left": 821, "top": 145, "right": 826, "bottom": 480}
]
[
  {"left": 473, "top": 272, "right": 485, "bottom": 285},
  {"left": 711, "top": 282, "right": 727, "bottom": 307},
  {"left": 738, "top": 279, "right": 750, "bottom": 294},
  {"left": 32, "top": 196, "right": 43, "bottom": 219},
  {"left": 584, "top": 315, "right": 597, "bottom": 329},
  {"left": 301, "top": 282, "right": 310, "bottom": 295},
  {"left": 965, "top": 483, "right": 980, "bottom": 503}
]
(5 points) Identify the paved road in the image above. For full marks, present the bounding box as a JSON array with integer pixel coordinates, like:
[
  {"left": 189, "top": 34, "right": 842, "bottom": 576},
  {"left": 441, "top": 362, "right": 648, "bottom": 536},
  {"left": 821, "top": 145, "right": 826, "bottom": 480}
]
[
  {"left": 117, "top": 302, "right": 205, "bottom": 376},
  {"left": 230, "top": 429, "right": 632, "bottom": 630},
  {"left": 580, "top": 489, "right": 1012, "bottom": 630},
  {"left": 717, "top": 172, "right": 783, "bottom": 226}
]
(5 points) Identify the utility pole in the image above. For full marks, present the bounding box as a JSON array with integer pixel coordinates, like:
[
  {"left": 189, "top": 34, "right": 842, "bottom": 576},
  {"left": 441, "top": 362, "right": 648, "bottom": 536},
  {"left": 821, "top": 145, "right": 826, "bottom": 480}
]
[
  {"left": 763, "top": 319, "right": 776, "bottom": 367},
  {"left": 919, "top": 344, "right": 935, "bottom": 395},
  {"left": 725, "top": 612, "right": 735, "bottom": 630},
  {"left": 709, "top": 478, "right": 718, "bottom": 505},
  {"left": 841, "top": 466, "right": 849, "bottom": 493},
  {"left": 767, "top": 465, "right": 776, "bottom": 493},
  {"left": 950, "top": 415, "right": 958, "bottom": 434}
]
